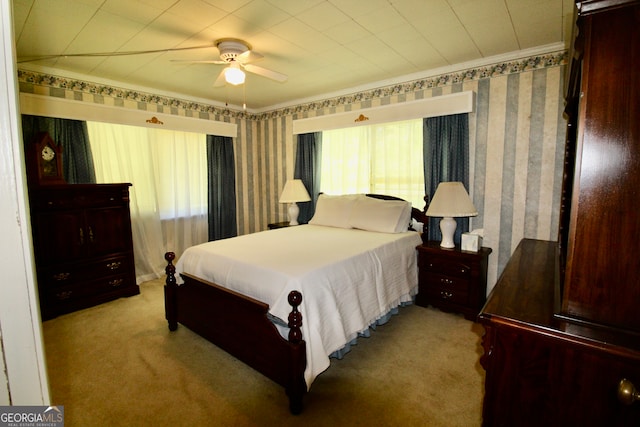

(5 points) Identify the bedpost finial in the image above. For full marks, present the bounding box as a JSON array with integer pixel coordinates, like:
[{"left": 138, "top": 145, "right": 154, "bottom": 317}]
[
  {"left": 165, "top": 252, "right": 175, "bottom": 263},
  {"left": 288, "top": 290, "right": 302, "bottom": 307}
]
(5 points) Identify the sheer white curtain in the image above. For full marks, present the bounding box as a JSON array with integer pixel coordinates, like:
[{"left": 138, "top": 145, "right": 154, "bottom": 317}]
[
  {"left": 320, "top": 126, "right": 371, "bottom": 193},
  {"left": 320, "top": 119, "right": 425, "bottom": 209},
  {"left": 87, "top": 122, "right": 208, "bottom": 283}
]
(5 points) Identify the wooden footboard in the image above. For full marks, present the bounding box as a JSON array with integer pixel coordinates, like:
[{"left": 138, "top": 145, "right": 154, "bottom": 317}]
[{"left": 164, "top": 252, "right": 307, "bottom": 414}]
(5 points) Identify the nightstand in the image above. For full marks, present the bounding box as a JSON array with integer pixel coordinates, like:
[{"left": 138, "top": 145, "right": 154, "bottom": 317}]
[
  {"left": 268, "top": 221, "right": 291, "bottom": 230},
  {"left": 416, "top": 241, "right": 492, "bottom": 321}
]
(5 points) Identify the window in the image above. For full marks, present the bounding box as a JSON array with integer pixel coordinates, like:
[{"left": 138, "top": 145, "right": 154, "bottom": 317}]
[
  {"left": 88, "top": 122, "right": 207, "bottom": 219},
  {"left": 320, "top": 119, "right": 425, "bottom": 208}
]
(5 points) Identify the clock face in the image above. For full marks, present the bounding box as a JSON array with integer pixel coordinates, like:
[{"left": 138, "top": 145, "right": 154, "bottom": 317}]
[{"left": 41, "top": 146, "right": 55, "bottom": 161}]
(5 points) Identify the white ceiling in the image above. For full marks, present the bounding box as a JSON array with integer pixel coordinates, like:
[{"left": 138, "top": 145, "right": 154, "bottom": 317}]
[{"left": 12, "top": 0, "right": 575, "bottom": 111}]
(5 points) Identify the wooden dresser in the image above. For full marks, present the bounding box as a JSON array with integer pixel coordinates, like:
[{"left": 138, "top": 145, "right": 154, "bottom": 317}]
[
  {"left": 479, "top": 1, "right": 640, "bottom": 425},
  {"left": 479, "top": 240, "right": 640, "bottom": 426},
  {"left": 30, "top": 184, "right": 139, "bottom": 320}
]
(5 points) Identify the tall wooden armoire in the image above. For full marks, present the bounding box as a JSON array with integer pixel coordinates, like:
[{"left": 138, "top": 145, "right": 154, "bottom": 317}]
[
  {"left": 30, "top": 184, "right": 139, "bottom": 320},
  {"left": 478, "top": 1, "right": 640, "bottom": 425}
]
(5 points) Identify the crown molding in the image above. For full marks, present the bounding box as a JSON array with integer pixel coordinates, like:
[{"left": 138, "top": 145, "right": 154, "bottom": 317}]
[
  {"left": 262, "top": 42, "right": 567, "bottom": 113},
  {"left": 17, "top": 43, "right": 568, "bottom": 122}
]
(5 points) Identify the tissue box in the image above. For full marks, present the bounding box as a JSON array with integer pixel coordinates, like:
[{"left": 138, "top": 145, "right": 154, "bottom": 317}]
[{"left": 461, "top": 232, "right": 482, "bottom": 252}]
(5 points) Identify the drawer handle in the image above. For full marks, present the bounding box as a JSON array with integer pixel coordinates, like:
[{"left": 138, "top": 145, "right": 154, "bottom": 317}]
[
  {"left": 440, "top": 291, "right": 453, "bottom": 299},
  {"left": 618, "top": 378, "right": 640, "bottom": 405},
  {"left": 52, "top": 272, "right": 71, "bottom": 281},
  {"left": 55, "top": 290, "right": 73, "bottom": 300},
  {"left": 440, "top": 278, "right": 454, "bottom": 285},
  {"left": 106, "top": 261, "right": 122, "bottom": 270},
  {"left": 109, "top": 279, "right": 124, "bottom": 287}
]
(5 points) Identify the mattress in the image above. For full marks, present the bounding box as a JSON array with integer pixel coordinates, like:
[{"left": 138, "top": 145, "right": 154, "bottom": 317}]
[{"left": 175, "top": 224, "right": 422, "bottom": 388}]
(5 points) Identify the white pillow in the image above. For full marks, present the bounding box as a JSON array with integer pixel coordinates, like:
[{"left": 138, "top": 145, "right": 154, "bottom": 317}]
[
  {"left": 348, "top": 196, "right": 412, "bottom": 233},
  {"left": 309, "top": 194, "right": 364, "bottom": 228},
  {"left": 395, "top": 201, "right": 413, "bottom": 233}
]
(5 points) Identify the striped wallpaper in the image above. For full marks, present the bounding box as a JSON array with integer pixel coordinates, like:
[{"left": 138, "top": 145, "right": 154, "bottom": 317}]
[
  {"left": 237, "top": 64, "right": 567, "bottom": 292},
  {"left": 18, "top": 50, "right": 568, "bottom": 292}
]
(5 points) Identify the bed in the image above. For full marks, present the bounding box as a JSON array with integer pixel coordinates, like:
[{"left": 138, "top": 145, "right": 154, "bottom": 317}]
[{"left": 164, "top": 193, "right": 429, "bottom": 414}]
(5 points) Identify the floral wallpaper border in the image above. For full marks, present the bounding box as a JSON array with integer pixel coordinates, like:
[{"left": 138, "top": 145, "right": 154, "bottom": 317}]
[{"left": 17, "top": 50, "right": 567, "bottom": 121}]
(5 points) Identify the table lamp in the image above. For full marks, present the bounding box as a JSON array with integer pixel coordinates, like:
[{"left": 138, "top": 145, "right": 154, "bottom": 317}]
[
  {"left": 426, "top": 182, "right": 478, "bottom": 248},
  {"left": 279, "top": 179, "right": 311, "bottom": 225}
]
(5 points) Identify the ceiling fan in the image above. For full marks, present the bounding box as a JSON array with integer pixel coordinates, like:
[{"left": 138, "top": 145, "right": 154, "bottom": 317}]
[
  {"left": 173, "top": 38, "right": 288, "bottom": 87},
  {"left": 18, "top": 37, "right": 287, "bottom": 87}
]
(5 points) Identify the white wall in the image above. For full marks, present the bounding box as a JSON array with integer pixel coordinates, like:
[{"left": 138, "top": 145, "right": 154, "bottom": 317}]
[{"left": 0, "top": 1, "right": 49, "bottom": 405}]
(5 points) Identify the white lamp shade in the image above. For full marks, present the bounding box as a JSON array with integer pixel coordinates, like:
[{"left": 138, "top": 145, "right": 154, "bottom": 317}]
[
  {"left": 426, "top": 182, "right": 478, "bottom": 218},
  {"left": 426, "top": 182, "right": 477, "bottom": 249},
  {"left": 279, "top": 180, "right": 311, "bottom": 226},
  {"left": 279, "top": 179, "right": 311, "bottom": 203}
]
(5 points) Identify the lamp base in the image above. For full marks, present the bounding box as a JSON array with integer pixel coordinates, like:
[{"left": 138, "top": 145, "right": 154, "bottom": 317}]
[
  {"left": 439, "top": 217, "right": 457, "bottom": 248},
  {"left": 288, "top": 203, "right": 300, "bottom": 225}
]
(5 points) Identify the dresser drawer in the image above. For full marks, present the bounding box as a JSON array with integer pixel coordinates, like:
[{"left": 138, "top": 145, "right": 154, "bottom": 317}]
[
  {"left": 45, "top": 273, "right": 135, "bottom": 303},
  {"left": 420, "top": 256, "right": 473, "bottom": 279},
  {"left": 30, "top": 184, "right": 130, "bottom": 211},
  {"left": 423, "top": 272, "right": 469, "bottom": 305},
  {"left": 39, "top": 255, "right": 133, "bottom": 288}
]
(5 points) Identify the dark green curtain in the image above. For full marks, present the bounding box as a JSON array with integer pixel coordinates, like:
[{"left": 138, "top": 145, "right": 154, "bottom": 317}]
[
  {"left": 423, "top": 113, "right": 470, "bottom": 244},
  {"left": 207, "top": 135, "right": 237, "bottom": 241},
  {"left": 294, "top": 132, "right": 322, "bottom": 224},
  {"left": 21, "top": 115, "right": 96, "bottom": 184}
]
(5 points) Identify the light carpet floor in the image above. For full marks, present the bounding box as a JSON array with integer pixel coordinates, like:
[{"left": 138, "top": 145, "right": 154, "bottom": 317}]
[{"left": 42, "top": 278, "right": 485, "bottom": 426}]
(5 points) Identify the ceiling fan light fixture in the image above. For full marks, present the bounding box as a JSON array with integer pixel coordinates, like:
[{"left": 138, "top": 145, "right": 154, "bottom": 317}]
[{"left": 224, "top": 63, "right": 245, "bottom": 85}]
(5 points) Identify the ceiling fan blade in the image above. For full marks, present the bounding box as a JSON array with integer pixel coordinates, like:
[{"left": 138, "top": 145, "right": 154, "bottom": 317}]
[
  {"left": 171, "top": 59, "right": 227, "bottom": 64},
  {"left": 213, "top": 68, "right": 227, "bottom": 87},
  {"left": 237, "top": 50, "right": 263, "bottom": 64},
  {"left": 242, "top": 63, "right": 288, "bottom": 82}
]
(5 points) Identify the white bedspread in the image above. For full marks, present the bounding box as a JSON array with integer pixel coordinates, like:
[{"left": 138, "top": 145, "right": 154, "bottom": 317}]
[{"left": 175, "top": 224, "right": 421, "bottom": 389}]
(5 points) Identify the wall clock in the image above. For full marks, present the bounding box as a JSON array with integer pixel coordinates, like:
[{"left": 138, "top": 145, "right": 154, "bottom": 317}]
[{"left": 26, "top": 132, "right": 66, "bottom": 187}]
